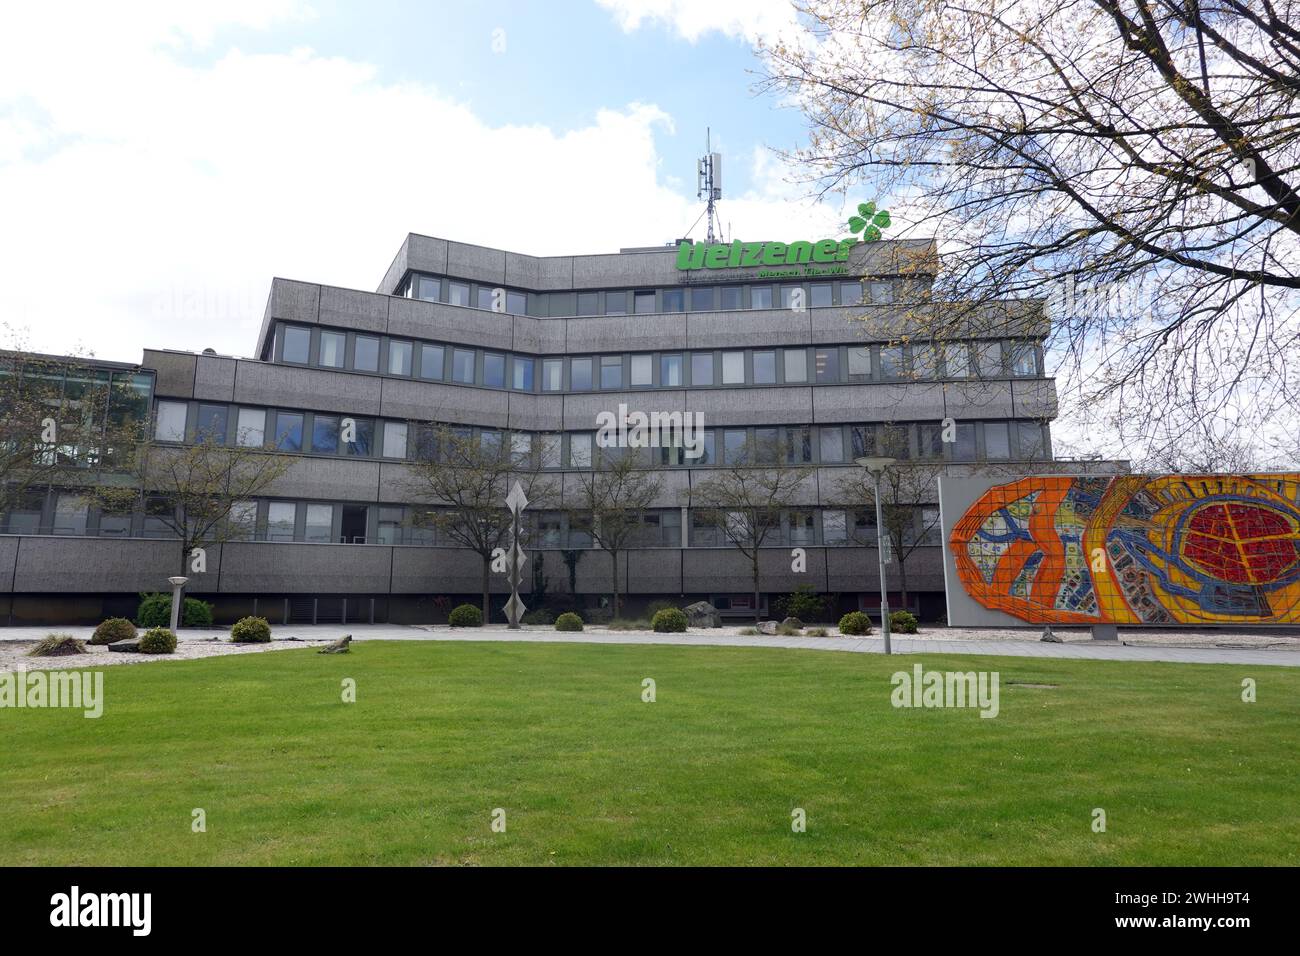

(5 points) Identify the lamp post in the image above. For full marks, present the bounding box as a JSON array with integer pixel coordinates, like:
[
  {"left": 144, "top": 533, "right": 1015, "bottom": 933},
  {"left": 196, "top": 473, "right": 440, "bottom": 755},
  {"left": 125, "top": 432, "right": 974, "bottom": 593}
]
[
  {"left": 855, "top": 456, "right": 896, "bottom": 654},
  {"left": 167, "top": 576, "right": 189, "bottom": 633}
]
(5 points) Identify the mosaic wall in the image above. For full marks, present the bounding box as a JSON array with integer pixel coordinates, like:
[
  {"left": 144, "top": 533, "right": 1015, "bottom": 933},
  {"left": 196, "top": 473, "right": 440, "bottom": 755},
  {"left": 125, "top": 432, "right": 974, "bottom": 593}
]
[{"left": 948, "top": 474, "right": 1300, "bottom": 625}]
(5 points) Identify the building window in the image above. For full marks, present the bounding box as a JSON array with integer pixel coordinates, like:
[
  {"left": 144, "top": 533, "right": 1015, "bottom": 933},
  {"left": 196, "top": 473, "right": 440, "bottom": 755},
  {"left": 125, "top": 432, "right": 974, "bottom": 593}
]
[
  {"left": 976, "top": 341, "right": 1004, "bottom": 378},
  {"left": 918, "top": 423, "right": 944, "bottom": 459},
  {"left": 810, "top": 284, "right": 833, "bottom": 307},
  {"left": 320, "top": 331, "right": 346, "bottom": 368},
  {"left": 870, "top": 281, "right": 894, "bottom": 303},
  {"left": 879, "top": 346, "right": 904, "bottom": 380},
  {"left": 236, "top": 408, "right": 265, "bottom": 448},
  {"left": 850, "top": 424, "right": 875, "bottom": 459},
  {"left": 192, "top": 404, "right": 227, "bottom": 445},
  {"left": 1011, "top": 344, "right": 1039, "bottom": 377},
  {"left": 605, "top": 291, "right": 627, "bottom": 315},
  {"left": 723, "top": 428, "right": 748, "bottom": 464},
  {"left": 274, "top": 412, "right": 303, "bottom": 452},
  {"left": 634, "top": 291, "right": 655, "bottom": 314},
  {"left": 577, "top": 292, "right": 600, "bottom": 316},
  {"left": 512, "top": 357, "right": 534, "bottom": 391},
  {"left": 452, "top": 349, "right": 475, "bottom": 384},
  {"left": 690, "top": 287, "right": 714, "bottom": 311},
  {"left": 630, "top": 354, "right": 652, "bottom": 387},
  {"left": 753, "top": 351, "right": 776, "bottom": 384},
  {"left": 569, "top": 433, "right": 592, "bottom": 468},
  {"left": 354, "top": 336, "right": 380, "bottom": 372},
  {"left": 823, "top": 510, "right": 848, "bottom": 545},
  {"left": 540, "top": 433, "right": 562, "bottom": 468},
  {"left": 227, "top": 500, "right": 257, "bottom": 540},
  {"left": 720, "top": 286, "right": 742, "bottom": 310},
  {"left": 154, "top": 401, "right": 187, "bottom": 442},
  {"left": 944, "top": 342, "right": 970, "bottom": 378},
  {"left": 536, "top": 512, "right": 562, "bottom": 548},
  {"left": 780, "top": 285, "right": 803, "bottom": 309},
  {"left": 783, "top": 349, "right": 807, "bottom": 383},
  {"left": 507, "top": 290, "right": 527, "bottom": 315},
  {"left": 691, "top": 352, "right": 714, "bottom": 386},
  {"left": 142, "top": 496, "right": 174, "bottom": 538},
  {"left": 571, "top": 357, "right": 593, "bottom": 391},
  {"left": 815, "top": 348, "right": 840, "bottom": 383},
  {"left": 954, "top": 423, "right": 977, "bottom": 461},
  {"left": 722, "top": 351, "right": 745, "bottom": 385},
  {"left": 383, "top": 421, "right": 408, "bottom": 459},
  {"left": 786, "top": 426, "right": 813, "bottom": 464},
  {"left": 662, "top": 289, "right": 684, "bottom": 312},
  {"left": 53, "top": 494, "right": 87, "bottom": 535},
  {"left": 600, "top": 356, "right": 623, "bottom": 389},
  {"left": 448, "top": 282, "right": 470, "bottom": 307},
  {"left": 312, "top": 415, "right": 339, "bottom": 454},
  {"left": 848, "top": 347, "right": 871, "bottom": 379},
  {"left": 510, "top": 433, "right": 532, "bottom": 466},
  {"left": 267, "top": 502, "right": 296, "bottom": 541},
  {"left": 483, "top": 353, "right": 506, "bottom": 388},
  {"left": 882, "top": 424, "right": 911, "bottom": 459},
  {"left": 661, "top": 354, "right": 683, "bottom": 387},
  {"left": 984, "top": 421, "right": 1010, "bottom": 459},
  {"left": 750, "top": 286, "right": 773, "bottom": 309},
  {"left": 842, "top": 281, "right": 865, "bottom": 305},
  {"left": 788, "top": 510, "right": 815, "bottom": 546},
  {"left": 304, "top": 504, "right": 334, "bottom": 543},
  {"left": 820, "top": 426, "right": 844, "bottom": 463},
  {"left": 282, "top": 326, "right": 311, "bottom": 364},
  {"left": 542, "top": 359, "right": 563, "bottom": 392},
  {"left": 1016, "top": 421, "right": 1046, "bottom": 459},
  {"left": 476, "top": 286, "right": 497, "bottom": 311},
  {"left": 416, "top": 276, "right": 441, "bottom": 301},
  {"left": 388, "top": 340, "right": 413, "bottom": 376},
  {"left": 377, "top": 507, "right": 404, "bottom": 545},
  {"left": 912, "top": 344, "right": 938, "bottom": 379},
  {"left": 420, "top": 344, "right": 445, "bottom": 380},
  {"left": 345, "top": 419, "right": 374, "bottom": 456}
]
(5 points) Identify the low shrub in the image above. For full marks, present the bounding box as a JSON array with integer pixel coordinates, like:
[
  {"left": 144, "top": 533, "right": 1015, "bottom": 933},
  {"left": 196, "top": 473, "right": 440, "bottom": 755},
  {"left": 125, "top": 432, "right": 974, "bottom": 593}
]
[
  {"left": 28, "top": 634, "right": 87, "bottom": 657},
  {"left": 774, "top": 585, "right": 834, "bottom": 622},
  {"left": 645, "top": 599, "right": 680, "bottom": 617},
  {"left": 90, "top": 617, "right": 136, "bottom": 645},
  {"left": 652, "top": 608, "right": 688, "bottom": 633},
  {"left": 584, "top": 607, "right": 613, "bottom": 625},
  {"left": 889, "top": 610, "right": 920, "bottom": 634},
  {"left": 449, "top": 603, "right": 483, "bottom": 627},
  {"left": 136, "top": 593, "right": 214, "bottom": 628},
  {"left": 138, "top": 628, "right": 177, "bottom": 655},
  {"left": 554, "top": 612, "right": 584, "bottom": 632},
  {"left": 776, "top": 624, "right": 801, "bottom": 636},
  {"left": 738, "top": 627, "right": 760, "bottom": 636},
  {"left": 838, "top": 611, "right": 873, "bottom": 636},
  {"left": 521, "top": 608, "right": 555, "bottom": 626},
  {"left": 807, "top": 627, "right": 829, "bottom": 637},
  {"left": 230, "top": 616, "right": 272, "bottom": 643},
  {"left": 607, "top": 618, "right": 651, "bottom": 630}
]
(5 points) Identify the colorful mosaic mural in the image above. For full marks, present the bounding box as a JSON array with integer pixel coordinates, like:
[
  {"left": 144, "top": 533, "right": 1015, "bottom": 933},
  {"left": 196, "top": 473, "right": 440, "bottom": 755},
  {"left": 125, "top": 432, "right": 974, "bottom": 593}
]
[{"left": 949, "top": 474, "right": 1300, "bottom": 625}]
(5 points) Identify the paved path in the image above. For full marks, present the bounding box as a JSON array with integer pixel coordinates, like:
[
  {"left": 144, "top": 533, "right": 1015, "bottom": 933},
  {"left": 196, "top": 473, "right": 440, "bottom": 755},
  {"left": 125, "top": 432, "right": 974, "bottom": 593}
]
[{"left": 4, "top": 624, "right": 1296, "bottom": 667}]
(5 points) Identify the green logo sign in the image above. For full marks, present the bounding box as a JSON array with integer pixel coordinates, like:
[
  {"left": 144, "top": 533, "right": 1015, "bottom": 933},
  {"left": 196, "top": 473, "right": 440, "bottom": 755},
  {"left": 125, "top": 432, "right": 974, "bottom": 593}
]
[{"left": 675, "top": 201, "right": 892, "bottom": 272}]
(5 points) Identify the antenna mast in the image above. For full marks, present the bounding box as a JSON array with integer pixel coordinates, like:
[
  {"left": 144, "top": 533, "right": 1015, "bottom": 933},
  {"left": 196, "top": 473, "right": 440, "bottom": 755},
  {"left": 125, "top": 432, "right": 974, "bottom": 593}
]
[{"left": 696, "top": 129, "right": 723, "bottom": 242}]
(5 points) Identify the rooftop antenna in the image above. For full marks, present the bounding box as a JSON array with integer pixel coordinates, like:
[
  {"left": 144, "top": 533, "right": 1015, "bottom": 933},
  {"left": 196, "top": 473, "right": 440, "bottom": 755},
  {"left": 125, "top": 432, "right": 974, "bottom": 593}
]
[{"left": 696, "top": 129, "right": 723, "bottom": 242}]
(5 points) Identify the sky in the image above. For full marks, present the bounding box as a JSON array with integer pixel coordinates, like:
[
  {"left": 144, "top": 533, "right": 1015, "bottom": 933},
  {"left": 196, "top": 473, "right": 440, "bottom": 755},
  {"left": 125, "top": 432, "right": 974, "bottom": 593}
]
[{"left": 0, "top": 0, "right": 848, "bottom": 363}]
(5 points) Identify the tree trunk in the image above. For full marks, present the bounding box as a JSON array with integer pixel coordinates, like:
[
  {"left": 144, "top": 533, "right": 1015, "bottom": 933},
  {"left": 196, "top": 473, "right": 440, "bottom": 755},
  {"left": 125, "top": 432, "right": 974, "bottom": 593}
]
[
  {"left": 480, "top": 553, "right": 491, "bottom": 623},
  {"left": 898, "top": 550, "right": 910, "bottom": 617},
  {"left": 752, "top": 548, "right": 761, "bottom": 625},
  {"left": 610, "top": 549, "right": 620, "bottom": 618}
]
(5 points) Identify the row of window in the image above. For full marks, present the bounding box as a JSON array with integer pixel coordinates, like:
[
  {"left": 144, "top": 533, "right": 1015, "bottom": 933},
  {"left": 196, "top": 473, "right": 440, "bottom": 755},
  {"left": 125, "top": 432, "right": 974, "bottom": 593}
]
[
  {"left": 2, "top": 494, "right": 941, "bottom": 549},
  {"left": 274, "top": 322, "right": 1043, "bottom": 390},
  {"left": 398, "top": 272, "right": 914, "bottom": 318},
  {"left": 152, "top": 399, "right": 1053, "bottom": 465}
]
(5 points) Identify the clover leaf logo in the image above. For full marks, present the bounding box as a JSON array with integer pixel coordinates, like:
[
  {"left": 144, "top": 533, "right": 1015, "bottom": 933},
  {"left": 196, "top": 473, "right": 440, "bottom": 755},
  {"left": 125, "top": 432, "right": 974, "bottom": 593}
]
[{"left": 847, "top": 201, "right": 892, "bottom": 243}]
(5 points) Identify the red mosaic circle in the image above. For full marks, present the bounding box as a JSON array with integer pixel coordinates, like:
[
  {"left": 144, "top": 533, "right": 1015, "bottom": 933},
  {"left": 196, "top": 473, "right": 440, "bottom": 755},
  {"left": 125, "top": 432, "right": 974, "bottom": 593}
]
[{"left": 1182, "top": 502, "right": 1300, "bottom": 585}]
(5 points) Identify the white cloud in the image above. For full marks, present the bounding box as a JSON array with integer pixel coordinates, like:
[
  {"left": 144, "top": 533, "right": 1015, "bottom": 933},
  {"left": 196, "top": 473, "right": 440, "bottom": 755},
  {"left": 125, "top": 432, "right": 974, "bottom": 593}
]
[
  {"left": 0, "top": 3, "right": 837, "bottom": 363},
  {"left": 594, "top": 0, "right": 801, "bottom": 46}
]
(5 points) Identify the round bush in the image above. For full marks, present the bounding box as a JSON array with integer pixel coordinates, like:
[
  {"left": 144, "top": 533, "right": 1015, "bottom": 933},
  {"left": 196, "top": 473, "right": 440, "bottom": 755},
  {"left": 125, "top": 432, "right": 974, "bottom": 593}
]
[
  {"left": 449, "top": 603, "right": 483, "bottom": 627},
  {"left": 138, "top": 628, "right": 177, "bottom": 655},
  {"left": 135, "top": 592, "right": 171, "bottom": 627},
  {"left": 230, "top": 616, "right": 272, "bottom": 643},
  {"left": 889, "top": 610, "right": 919, "bottom": 634},
  {"left": 521, "top": 608, "right": 555, "bottom": 625},
  {"left": 554, "top": 611, "right": 584, "bottom": 632},
  {"left": 652, "top": 607, "right": 688, "bottom": 633},
  {"left": 838, "top": 611, "right": 873, "bottom": 636},
  {"left": 91, "top": 617, "right": 136, "bottom": 645},
  {"left": 183, "top": 598, "right": 214, "bottom": 627}
]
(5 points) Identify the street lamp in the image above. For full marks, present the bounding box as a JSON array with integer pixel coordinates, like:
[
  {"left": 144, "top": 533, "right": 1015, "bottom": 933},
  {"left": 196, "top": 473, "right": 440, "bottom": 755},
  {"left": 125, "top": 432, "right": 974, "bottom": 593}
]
[
  {"left": 855, "top": 456, "right": 896, "bottom": 654},
  {"left": 167, "top": 576, "right": 189, "bottom": 634}
]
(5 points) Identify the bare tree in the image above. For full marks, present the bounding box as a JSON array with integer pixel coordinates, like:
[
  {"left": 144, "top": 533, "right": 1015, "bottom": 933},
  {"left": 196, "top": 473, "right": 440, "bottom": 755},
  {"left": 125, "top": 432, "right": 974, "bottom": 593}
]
[
  {"left": 690, "top": 435, "right": 812, "bottom": 623},
  {"left": 96, "top": 432, "right": 293, "bottom": 599},
  {"left": 761, "top": 0, "right": 1300, "bottom": 463},
  {"left": 570, "top": 449, "right": 665, "bottom": 617},
  {"left": 401, "top": 424, "right": 554, "bottom": 621}
]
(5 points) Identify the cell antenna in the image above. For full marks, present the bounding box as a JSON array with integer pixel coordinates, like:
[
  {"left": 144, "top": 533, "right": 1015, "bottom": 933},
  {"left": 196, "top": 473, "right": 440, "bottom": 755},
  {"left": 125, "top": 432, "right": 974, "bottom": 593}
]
[{"left": 696, "top": 129, "right": 723, "bottom": 242}]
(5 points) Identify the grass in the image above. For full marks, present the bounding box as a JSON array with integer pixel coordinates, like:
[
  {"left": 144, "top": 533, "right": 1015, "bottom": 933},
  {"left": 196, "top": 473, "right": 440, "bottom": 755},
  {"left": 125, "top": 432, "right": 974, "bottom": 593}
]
[{"left": 3, "top": 640, "right": 1298, "bottom": 866}]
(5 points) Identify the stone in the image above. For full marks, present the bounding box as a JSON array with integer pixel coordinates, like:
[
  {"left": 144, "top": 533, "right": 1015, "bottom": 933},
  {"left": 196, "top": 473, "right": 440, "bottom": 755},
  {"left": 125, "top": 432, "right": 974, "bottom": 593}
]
[
  {"left": 757, "top": 621, "right": 779, "bottom": 635},
  {"left": 1040, "top": 626, "right": 1062, "bottom": 643},
  {"left": 780, "top": 617, "right": 804, "bottom": 630},
  {"left": 108, "top": 641, "right": 141, "bottom": 653},
  {"left": 681, "top": 601, "right": 721, "bottom": 628}
]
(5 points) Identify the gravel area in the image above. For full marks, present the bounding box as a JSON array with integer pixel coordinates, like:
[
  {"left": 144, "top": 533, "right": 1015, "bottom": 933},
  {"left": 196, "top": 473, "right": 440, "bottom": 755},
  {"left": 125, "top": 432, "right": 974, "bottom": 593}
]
[{"left": 1, "top": 636, "right": 333, "bottom": 672}]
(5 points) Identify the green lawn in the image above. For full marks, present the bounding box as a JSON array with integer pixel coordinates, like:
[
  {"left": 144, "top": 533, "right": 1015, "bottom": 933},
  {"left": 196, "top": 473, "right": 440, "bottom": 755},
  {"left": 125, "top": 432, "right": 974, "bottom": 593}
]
[{"left": 3, "top": 641, "right": 1297, "bottom": 865}]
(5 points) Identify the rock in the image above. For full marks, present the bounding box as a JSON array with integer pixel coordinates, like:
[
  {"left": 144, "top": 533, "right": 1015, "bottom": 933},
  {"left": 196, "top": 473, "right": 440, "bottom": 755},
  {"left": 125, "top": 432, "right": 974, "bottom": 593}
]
[
  {"left": 1040, "top": 627, "right": 1062, "bottom": 643},
  {"left": 757, "top": 621, "right": 779, "bottom": 635},
  {"left": 681, "top": 601, "right": 721, "bottom": 628},
  {"left": 108, "top": 641, "right": 142, "bottom": 653},
  {"left": 318, "top": 634, "right": 352, "bottom": 654},
  {"left": 780, "top": 617, "right": 804, "bottom": 630}
]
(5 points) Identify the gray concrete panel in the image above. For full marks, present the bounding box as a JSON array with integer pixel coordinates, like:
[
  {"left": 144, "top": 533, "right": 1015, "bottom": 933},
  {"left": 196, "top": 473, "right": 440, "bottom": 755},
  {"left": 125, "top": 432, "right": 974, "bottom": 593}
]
[
  {"left": 688, "top": 309, "right": 811, "bottom": 349},
  {"left": 565, "top": 313, "right": 687, "bottom": 353},
  {"left": 319, "top": 285, "right": 389, "bottom": 334},
  {"left": 143, "top": 349, "right": 197, "bottom": 400},
  {"left": 233, "top": 362, "right": 383, "bottom": 415},
  {"left": 218, "top": 542, "right": 392, "bottom": 593},
  {"left": 387, "top": 297, "right": 515, "bottom": 352},
  {"left": 193, "top": 354, "right": 237, "bottom": 402}
]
